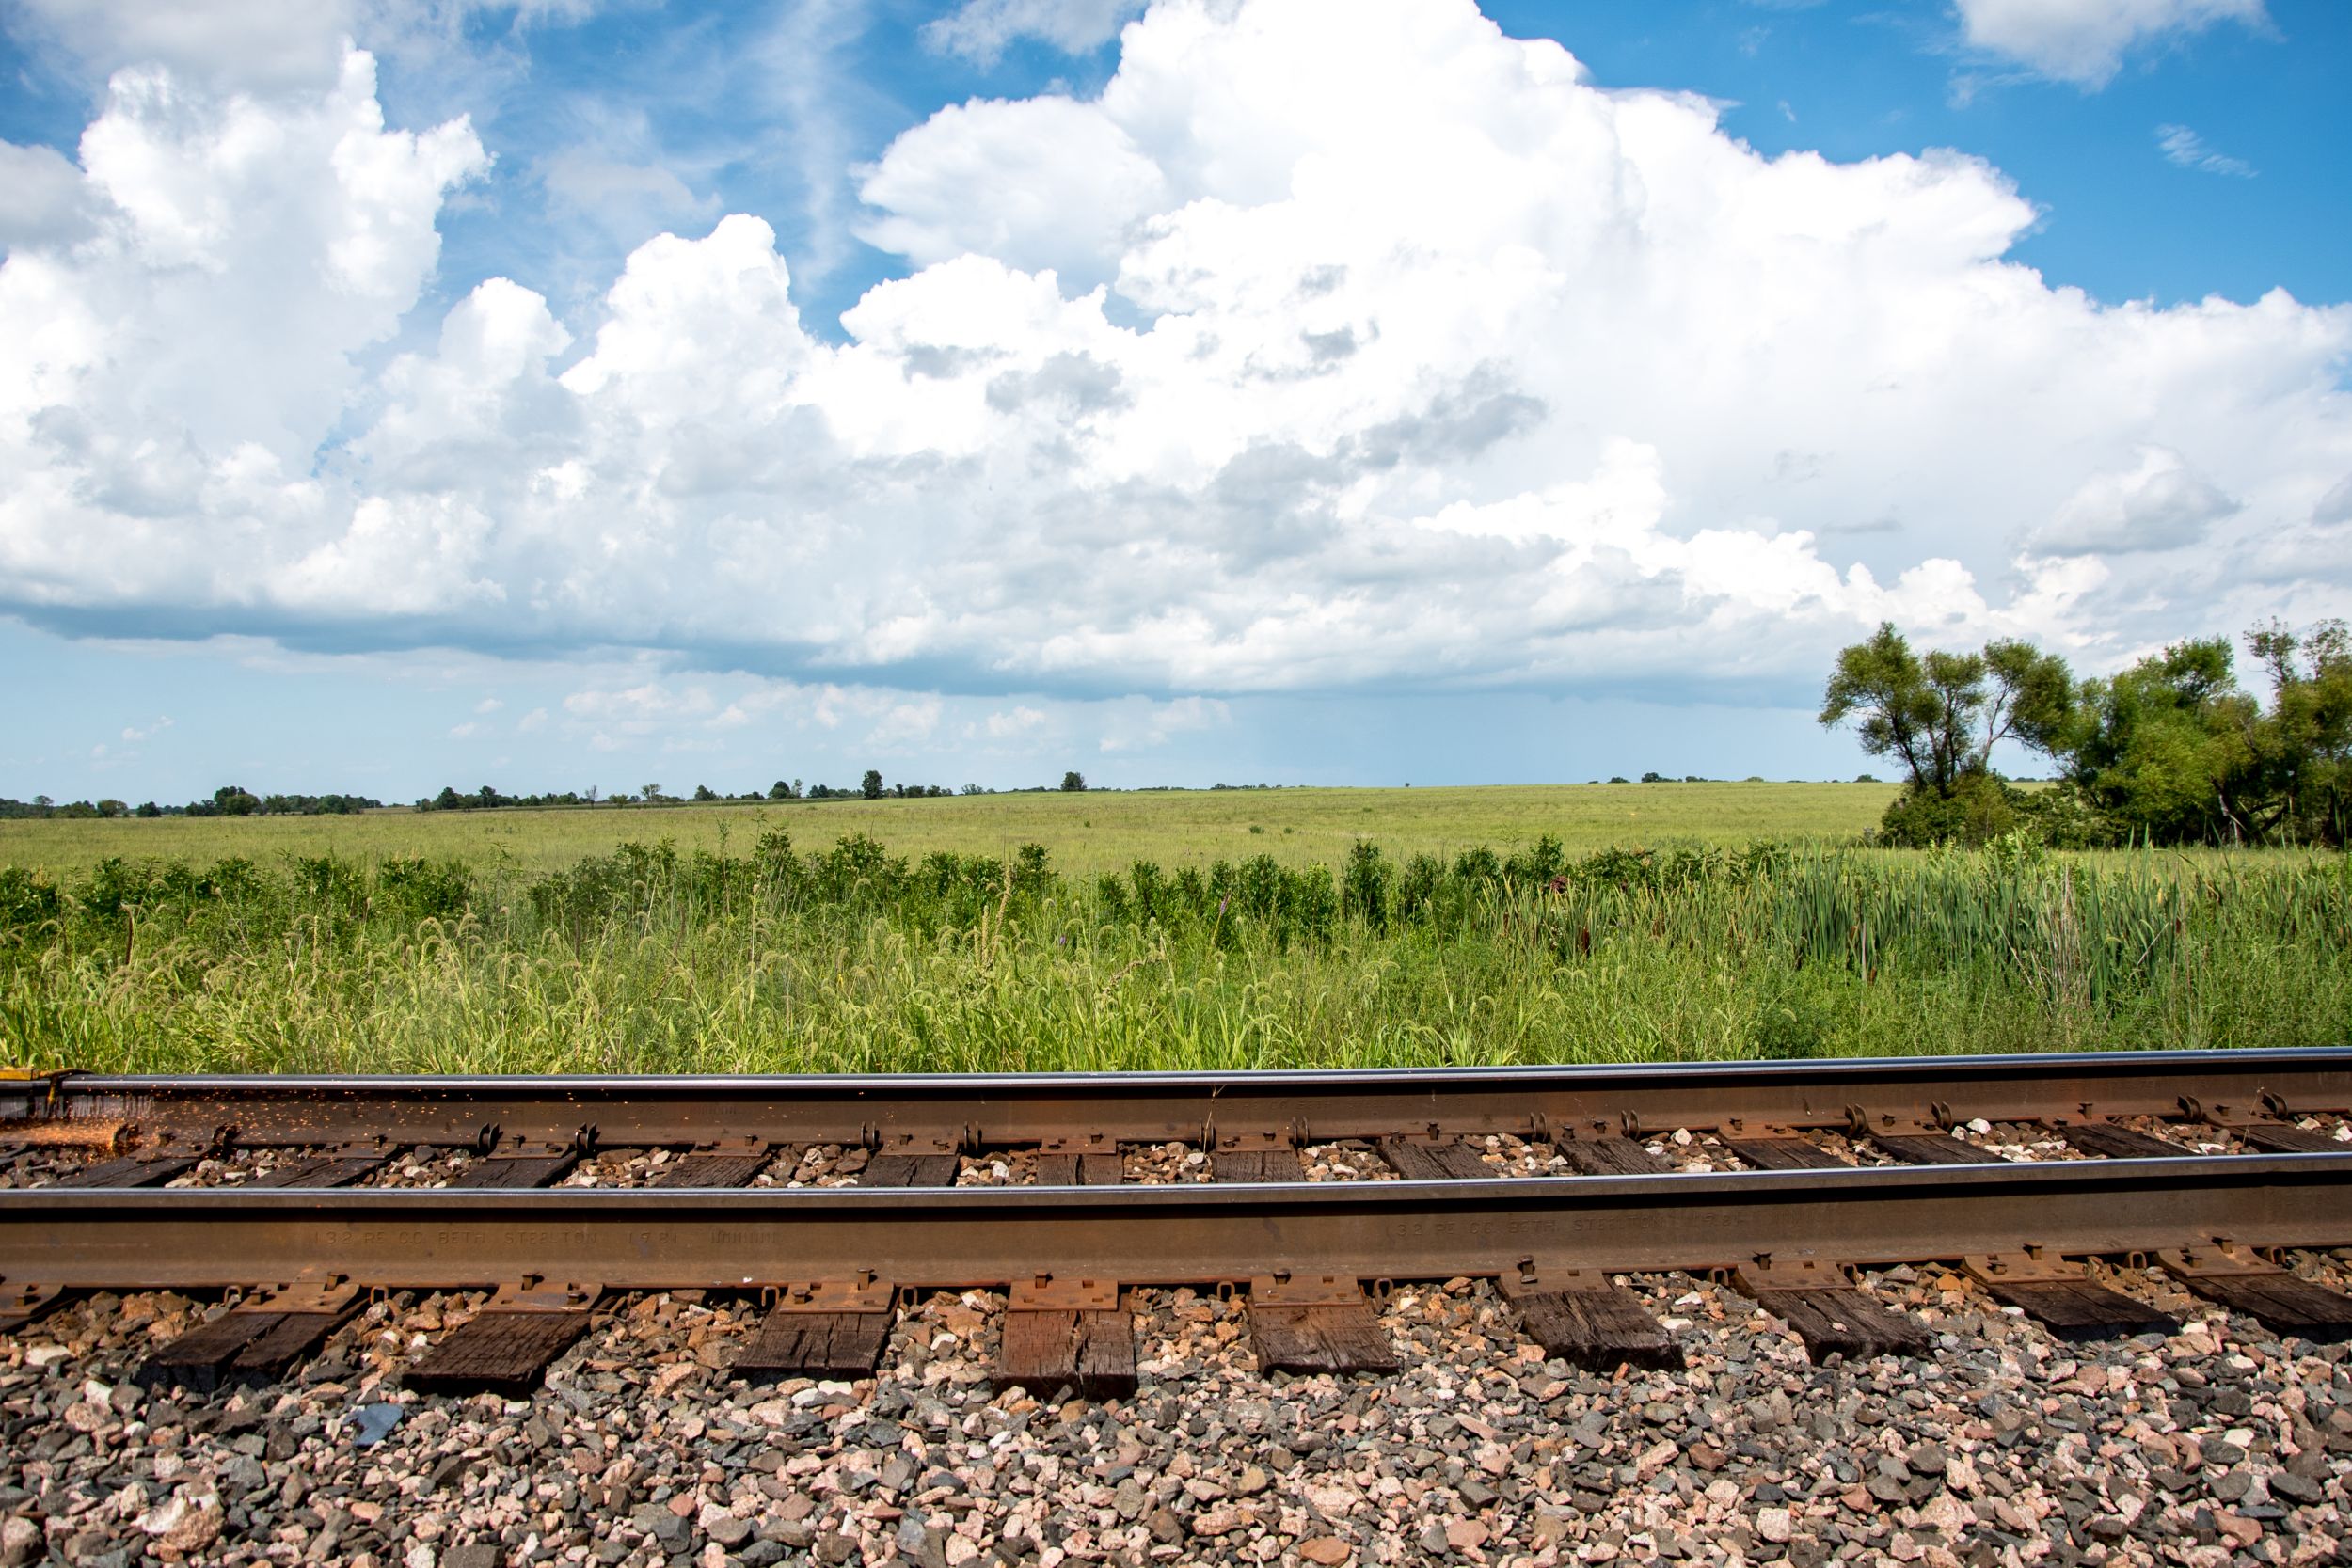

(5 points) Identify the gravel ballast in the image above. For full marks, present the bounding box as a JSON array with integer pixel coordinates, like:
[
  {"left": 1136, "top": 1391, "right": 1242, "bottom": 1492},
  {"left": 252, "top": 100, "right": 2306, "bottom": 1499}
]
[{"left": 5, "top": 1248, "right": 2348, "bottom": 1568}]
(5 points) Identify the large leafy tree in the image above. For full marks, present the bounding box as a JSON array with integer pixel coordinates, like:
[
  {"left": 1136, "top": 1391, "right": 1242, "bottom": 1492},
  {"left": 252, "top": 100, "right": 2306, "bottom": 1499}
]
[
  {"left": 1831, "top": 618, "right": 2352, "bottom": 847},
  {"left": 2064, "top": 638, "right": 2251, "bottom": 843},
  {"left": 2244, "top": 618, "right": 2352, "bottom": 844},
  {"left": 2068, "top": 621, "right": 2351, "bottom": 845},
  {"left": 1820, "top": 624, "right": 2074, "bottom": 796}
]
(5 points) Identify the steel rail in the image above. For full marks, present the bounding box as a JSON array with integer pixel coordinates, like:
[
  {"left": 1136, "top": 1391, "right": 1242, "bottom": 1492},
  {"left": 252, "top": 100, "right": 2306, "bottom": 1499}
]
[
  {"left": 8, "top": 1048, "right": 2348, "bottom": 1150},
  {"left": 5, "top": 1153, "right": 2348, "bottom": 1293}
]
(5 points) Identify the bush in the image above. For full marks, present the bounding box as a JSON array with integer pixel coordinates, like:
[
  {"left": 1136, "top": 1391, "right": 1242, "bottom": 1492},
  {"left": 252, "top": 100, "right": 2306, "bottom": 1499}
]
[
  {"left": 1873, "top": 776, "right": 2020, "bottom": 847},
  {"left": 2013, "top": 784, "right": 2122, "bottom": 849}
]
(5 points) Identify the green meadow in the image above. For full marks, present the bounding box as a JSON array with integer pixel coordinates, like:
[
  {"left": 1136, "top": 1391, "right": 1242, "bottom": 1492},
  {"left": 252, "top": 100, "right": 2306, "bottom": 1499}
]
[
  {"left": 0, "top": 782, "right": 1898, "bottom": 880},
  {"left": 1, "top": 784, "right": 2344, "bottom": 1076}
]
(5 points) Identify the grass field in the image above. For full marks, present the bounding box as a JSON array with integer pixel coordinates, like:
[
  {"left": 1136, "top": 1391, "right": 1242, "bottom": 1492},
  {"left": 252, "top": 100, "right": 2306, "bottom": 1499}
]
[
  {"left": 0, "top": 782, "right": 1900, "bottom": 879},
  {"left": 2, "top": 782, "right": 2345, "bottom": 1076}
]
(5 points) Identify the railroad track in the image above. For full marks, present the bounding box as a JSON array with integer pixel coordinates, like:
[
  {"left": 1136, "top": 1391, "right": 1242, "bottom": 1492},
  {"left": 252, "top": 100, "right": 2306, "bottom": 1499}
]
[{"left": 3, "top": 1050, "right": 2348, "bottom": 1402}]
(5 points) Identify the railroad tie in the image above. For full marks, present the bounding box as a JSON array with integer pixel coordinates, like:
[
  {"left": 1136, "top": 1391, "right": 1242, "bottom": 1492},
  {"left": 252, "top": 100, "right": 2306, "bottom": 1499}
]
[
  {"left": 1214, "top": 1132, "right": 1308, "bottom": 1184},
  {"left": 1033, "top": 1135, "right": 1121, "bottom": 1187},
  {"left": 1865, "top": 1132, "right": 1986, "bottom": 1167},
  {"left": 2160, "top": 1243, "right": 2352, "bottom": 1343},
  {"left": 1248, "top": 1275, "right": 1398, "bottom": 1375},
  {"left": 1376, "top": 1138, "right": 1494, "bottom": 1180},
  {"left": 243, "top": 1145, "right": 396, "bottom": 1189},
  {"left": 56, "top": 1152, "right": 204, "bottom": 1189},
  {"left": 1499, "top": 1267, "right": 1681, "bottom": 1370},
  {"left": 449, "top": 1144, "right": 581, "bottom": 1190},
  {"left": 1960, "top": 1252, "right": 2178, "bottom": 1341},
  {"left": 1714, "top": 1133, "right": 1848, "bottom": 1171},
  {"left": 1733, "top": 1259, "right": 1931, "bottom": 1360},
  {"left": 998, "top": 1276, "right": 1135, "bottom": 1400},
  {"left": 0, "top": 1280, "right": 67, "bottom": 1333},
  {"left": 737, "top": 1277, "right": 895, "bottom": 1383},
  {"left": 2057, "top": 1122, "right": 2193, "bottom": 1162},
  {"left": 2229, "top": 1121, "right": 2347, "bottom": 1156},
  {"left": 142, "top": 1276, "right": 364, "bottom": 1391},
  {"left": 650, "top": 1140, "right": 777, "bottom": 1189},
  {"left": 859, "top": 1146, "right": 961, "bottom": 1187},
  {"left": 1554, "top": 1135, "right": 1674, "bottom": 1177},
  {"left": 404, "top": 1280, "right": 601, "bottom": 1397}
]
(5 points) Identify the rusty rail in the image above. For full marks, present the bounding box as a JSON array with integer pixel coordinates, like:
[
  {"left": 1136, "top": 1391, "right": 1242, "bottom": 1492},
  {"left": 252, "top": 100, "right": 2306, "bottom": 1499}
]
[
  {"left": 7, "top": 1047, "right": 2346, "bottom": 1151},
  {"left": 7, "top": 1152, "right": 2348, "bottom": 1292}
]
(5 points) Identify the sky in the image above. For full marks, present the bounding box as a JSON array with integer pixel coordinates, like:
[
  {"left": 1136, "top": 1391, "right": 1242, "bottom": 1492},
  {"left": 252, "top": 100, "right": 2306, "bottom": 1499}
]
[{"left": 1, "top": 0, "right": 2347, "bottom": 803}]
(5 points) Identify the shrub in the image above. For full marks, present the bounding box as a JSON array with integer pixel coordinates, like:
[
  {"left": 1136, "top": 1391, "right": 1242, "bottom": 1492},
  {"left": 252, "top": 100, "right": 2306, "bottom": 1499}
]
[{"left": 1873, "top": 776, "right": 2020, "bottom": 847}]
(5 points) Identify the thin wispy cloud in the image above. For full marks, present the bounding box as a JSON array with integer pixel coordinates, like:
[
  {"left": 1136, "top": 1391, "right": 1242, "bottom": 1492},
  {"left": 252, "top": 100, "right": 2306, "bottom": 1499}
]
[
  {"left": 922, "top": 0, "right": 1146, "bottom": 66},
  {"left": 2157, "top": 123, "right": 2255, "bottom": 177},
  {"left": 749, "top": 0, "right": 877, "bottom": 290}
]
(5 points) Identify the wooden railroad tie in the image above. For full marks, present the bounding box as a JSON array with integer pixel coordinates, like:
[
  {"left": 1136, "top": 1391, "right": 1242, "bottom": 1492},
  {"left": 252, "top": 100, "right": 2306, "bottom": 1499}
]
[
  {"left": 999, "top": 1276, "right": 1135, "bottom": 1400},
  {"left": 2161, "top": 1242, "right": 2352, "bottom": 1343},
  {"left": 449, "top": 1141, "right": 581, "bottom": 1190},
  {"left": 737, "top": 1276, "right": 896, "bottom": 1383},
  {"left": 1500, "top": 1265, "right": 1680, "bottom": 1370},
  {"left": 1733, "top": 1259, "right": 1931, "bottom": 1360},
  {"left": 243, "top": 1144, "right": 396, "bottom": 1189},
  {"left": 142, "top": 1275, "right": 366, "bottom": 1392},
  {"left": 0, "top": 1279, "right": 67, "bottom": 1334},
  {"left": 404, "top": 1280, "right": 601, "bottom": 1397},
  {"left": 1248, "top": 1275, "right": 1397, "bottom": 1375},
  {"left": 1552, "top": 1134, "right": 1675, "bottom": 1177},
  {"left": 1213, "top": 1130, "right": 1305, "bottom": 1182},
  {"left": 859, "top": 1141, "right": 960, "bottom": 1188},
  {"left": 1714, "top": 1130, "right": 1849, "bottom": 1171},
  {"left": 2229, "top": 1121, "right": 2346, "bottom": 1155},
  {"left": 2056, "top": 1121, "right": 2192, "bottom": 1161},
  {"left": 56, "top": 1151, "right": 205, "bottom": 1189},
  {"left": 649, "top": 1138, "right": 776, "bottom": 1189},
  {"left": 1961, "top": 1250, "right": 2179, "bottom": 1341},
  {"left": 1377, "top": 1137, "right": 1494, "bottom": 1180},
  {"left": 1864, "top": 1129, "right": 1987, "bottom": 1167},
  {"left": 1032, "top": 1134, "right": 1122, "bottom": 1187}
]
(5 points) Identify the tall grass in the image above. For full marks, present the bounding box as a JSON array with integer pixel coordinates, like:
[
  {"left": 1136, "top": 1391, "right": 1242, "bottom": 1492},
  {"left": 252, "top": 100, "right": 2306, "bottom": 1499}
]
[{"left": 1, "top": 832, "right": 2344, "bottom": 1074}]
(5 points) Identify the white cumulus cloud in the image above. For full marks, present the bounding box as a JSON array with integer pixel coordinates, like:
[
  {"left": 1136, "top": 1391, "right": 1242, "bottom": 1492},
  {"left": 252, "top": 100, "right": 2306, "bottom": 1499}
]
[
  {"left": 0, "top": 0, "right": 2347, "bottom": 720},
  {"left": 2032, "top": 448, "right": 2240, "bottom": 556}
]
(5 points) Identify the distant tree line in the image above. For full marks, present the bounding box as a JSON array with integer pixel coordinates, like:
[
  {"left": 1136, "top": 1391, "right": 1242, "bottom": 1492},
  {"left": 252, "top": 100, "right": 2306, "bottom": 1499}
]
[
  {"left": 0, "top": 785, "right": 382, "bottom": 820},
  {"left": 4, "top": 770, "right": 1299, "bottom": 821},
  {"left": 1822, "top": 618, "right": 2352, "bottom": 847},
  {"left": 415, "top": 773, "right": 970, "bottom": 810}
]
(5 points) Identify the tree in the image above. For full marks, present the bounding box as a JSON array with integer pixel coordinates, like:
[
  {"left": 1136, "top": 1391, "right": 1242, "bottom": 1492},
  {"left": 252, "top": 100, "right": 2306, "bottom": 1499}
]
[
  {"left": 640, "top": 784, "right": 662, "bottom": 801},
  {"left": 1061, "top": 771, "right": 1086, "bottom": 792},
  {"left": 2063, "top": 621, "right": 2351, "bottom": 846},
  {"left": 1820, "top": 624, "right": 2073, "bottom": 798},
  {"left": 213, "top": 784, "right": 261, "bottom": 816},
  {"left": 692, "top": 784, "right": 719, "bottom": 802},
  {"left": 2242, "top": 618, "right": 2352, "bottom": 843},
  {"left": 861, "top": 769, "right": 884, "bottom": 800},
  {"left": 768, "top": 780, "right": 796, "bottom": 800}
]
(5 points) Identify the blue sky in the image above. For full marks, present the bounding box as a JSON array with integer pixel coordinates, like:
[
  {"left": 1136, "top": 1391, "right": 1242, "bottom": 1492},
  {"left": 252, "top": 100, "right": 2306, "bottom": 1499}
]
[{"left": 2, "top": 0, "right": 2347, "bottom": 803}]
